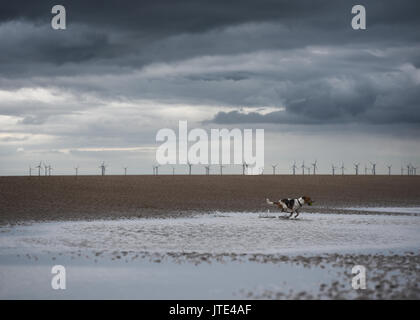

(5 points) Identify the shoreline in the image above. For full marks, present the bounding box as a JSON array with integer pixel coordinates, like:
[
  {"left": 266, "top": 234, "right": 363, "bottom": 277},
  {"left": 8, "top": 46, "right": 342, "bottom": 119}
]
[{"left": 1, "top": 175, "right": 420, "bottom": 224}]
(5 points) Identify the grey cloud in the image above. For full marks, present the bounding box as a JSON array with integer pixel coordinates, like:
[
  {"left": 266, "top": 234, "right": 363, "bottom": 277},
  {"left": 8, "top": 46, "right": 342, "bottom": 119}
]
[
  {"left": 209, "top": 62, "right": 420, "bottom": 126},
  {"left": 1, "top": 0, "right": 420, "bottom": 77},
  {"left": 0, "top": 0, "right": 420, "bottom": 176}
]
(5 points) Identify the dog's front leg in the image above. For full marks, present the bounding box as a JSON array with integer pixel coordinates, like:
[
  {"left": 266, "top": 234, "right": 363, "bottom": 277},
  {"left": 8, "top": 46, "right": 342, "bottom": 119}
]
[
  {"left": 294, "top": 211, "right": 300, "bottom": 219},
  {"left": 288, "top": 211, "right": 294, "bottom": 219}
]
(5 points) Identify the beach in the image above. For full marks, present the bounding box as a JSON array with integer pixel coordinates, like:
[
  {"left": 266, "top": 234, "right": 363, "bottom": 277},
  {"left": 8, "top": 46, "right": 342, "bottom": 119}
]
[
  {"left": 0, "top": 175, "right": 419, "bottom": 299},
  {"left": 1, "top": 175, "right": 420, "bottom": 224}
]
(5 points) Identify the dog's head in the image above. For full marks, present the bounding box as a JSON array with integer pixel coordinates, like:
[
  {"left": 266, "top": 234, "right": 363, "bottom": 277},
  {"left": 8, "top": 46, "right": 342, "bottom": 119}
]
[{"left": 302, "top": 196, "right": 313, "bottom": 206}]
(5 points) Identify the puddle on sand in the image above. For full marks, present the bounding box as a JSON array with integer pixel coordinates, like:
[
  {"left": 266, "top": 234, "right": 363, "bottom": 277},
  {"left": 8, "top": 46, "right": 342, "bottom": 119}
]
[
  {"left": 0, "top": 252, "right": 340, "bottom": 299},
  {"left": 1, "top": 212, "right": 420, "bottom": 254},
  {"left": 339, "top": 207, "right": 420, "bottom": 215},
  {"left": 0, "top": 211, "right": 419, "bottom": 299}
]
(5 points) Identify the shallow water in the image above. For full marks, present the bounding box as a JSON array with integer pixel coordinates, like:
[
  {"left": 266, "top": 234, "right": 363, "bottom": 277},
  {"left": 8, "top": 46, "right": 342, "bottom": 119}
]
[
  {"left": 0, "top": 211, "right": 419, "bottom": 299},
  {"left": 341, "top": 207, "right": 420, "bottom": 214},
  {"left": 0, "top": 252, "right": 339, "bottom": 299},
  {"left": 1, "top": 212, "right": 419, "bottom": 255}
]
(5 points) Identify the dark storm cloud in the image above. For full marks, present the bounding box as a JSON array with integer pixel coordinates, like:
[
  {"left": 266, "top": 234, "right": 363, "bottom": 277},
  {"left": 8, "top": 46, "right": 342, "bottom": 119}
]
[
  {"left": 1, "top": 0, "right": 419, "bottom": 73},
  {"left": 0, "top": 0, "right": 419, "bottom": 128},
  {"left": 209, "top": 59, "right": 420, "bottom": 125}
]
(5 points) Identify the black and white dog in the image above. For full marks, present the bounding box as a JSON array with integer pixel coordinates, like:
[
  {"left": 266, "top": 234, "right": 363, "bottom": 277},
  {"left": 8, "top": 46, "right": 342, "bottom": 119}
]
[{"left": 266, "top": 196, "right": 313, "bottom": 219}]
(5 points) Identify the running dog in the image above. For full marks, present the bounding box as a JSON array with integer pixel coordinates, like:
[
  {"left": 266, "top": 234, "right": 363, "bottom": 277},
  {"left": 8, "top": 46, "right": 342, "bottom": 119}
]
[{"left": 266, "top": 196, "right": 313, "bottom": 219}]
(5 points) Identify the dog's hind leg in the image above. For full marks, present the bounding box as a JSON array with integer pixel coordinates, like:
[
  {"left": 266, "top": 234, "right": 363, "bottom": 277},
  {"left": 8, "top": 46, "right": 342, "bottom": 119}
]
[
  {"left": 288, "top": 211, "right": 294, "bottom": 219},
  {"left": 294, "top": 211, "right": 300, "bottom": 219}
]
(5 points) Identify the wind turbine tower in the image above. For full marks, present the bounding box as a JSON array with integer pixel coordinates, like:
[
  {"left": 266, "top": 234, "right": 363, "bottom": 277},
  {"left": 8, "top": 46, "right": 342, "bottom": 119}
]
[
  {"left": 311, "top": 161, "right": 318, "bottom": 175},
  {"left": 407, "top": 164, "right": 411, "bottom": 176},
  {"left": 331, "top": 164, "right": 337, "bottom": 176},
  {"left": 271, "top": 164, "right": 278, "bottom": 175},
  {"left": 354, "top": 163, "right": 360, "bottom": 176},
  {"left": 100, "top": 162, "right": 107, "bottom": 176},
  {"left": 292, "top": 161, "right": 297, "bottom": 175},
  {"left": 242, "top": 162, "right": 248, "bottom": 175},
  {"left": 340, "top": 162, "right": 345, "bottom": 176},
  {"left": 36, "top": 162, "right": 42, "bottom": 176},
  {"left": 370, "top": 162, "right": 376, "bottom": 176}
]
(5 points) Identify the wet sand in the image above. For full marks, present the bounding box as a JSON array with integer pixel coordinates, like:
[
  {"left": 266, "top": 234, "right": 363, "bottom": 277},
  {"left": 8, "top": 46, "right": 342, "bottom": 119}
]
[
  {"left": 1, "top": 175, "right": 419, "bottom": 299},
  {"left": 1, "top": 210, "right": 419, "bottom": 299},
  {"left": 1, "top": 175, "right": 420, "bottom": 224},
  {"left": 1, "top": 250, "right": 418, "bottom": 299}
]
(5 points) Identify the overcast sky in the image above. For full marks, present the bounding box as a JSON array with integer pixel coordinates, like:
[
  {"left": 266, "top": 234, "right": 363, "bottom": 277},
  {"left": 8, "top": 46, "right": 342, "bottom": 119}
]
[{"left": 0, "top": 0, "right": 419, "bottom": 175}]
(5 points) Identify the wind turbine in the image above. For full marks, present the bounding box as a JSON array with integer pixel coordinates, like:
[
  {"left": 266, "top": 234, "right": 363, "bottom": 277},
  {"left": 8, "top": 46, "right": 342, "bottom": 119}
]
[
  {"left": 340, "top": 162, "right": 345, "bottom": 176},
  {"left": 406, "top": 164, "right": 411, "bottom": 176},
  {"left": 100, "top": 162, "right": 107, "bottom": 176},
  {"left": 187, "top": 162, "right": 193, "bottom": 175},
  {"left": 172, "top": 166, "right": 175, "bottom": 175},
  {"left": 364, "top": 164, "right": 368, "bottom": 175},
  {"left": 153, "top": 164, "right": 159, "bottom": 175},
  {"left": 401, "top": 165, "right": 404, "bottom": 176},
  {"left": 205, "top": 165, "right": 210, "bottom": 175},
  {"left": 36, "top": 162, "right": 42, "bottom": 176},
  {"left": 271, "top": 164, "right": 278, "bottom": 175},
  {"left": 301, "top": 161, "right": 305, "bottom": 175},
  {"left": 413, "top": 166, "right": 417, "bottom": 175},
  {"left": 311, "top": 160, "right": 318, "bottom": 175},
  {"left": 48, "top": 165, "right": 52, "bottom": 176},
  {"left": 242, "top": 162, "right": 248, "bottom": 175},
  {"left": 219, "top": 165, "right": 225, "bottom": 176},
  {"left": 29, "top": 165, "right": 33, "bottom": 177},
  {"left": 353, "top": 162, "right": 360, "bottom": 176},
  {"left": 291, "top": 161, "right": 297, "bottom": 175},
  {"left": 331, "top": 164, "right": 337, "bottom": 176},
  {"left": 370, "top": 162, "right": 376, "bottom": 176},
  {"left": 410, "top": 164, "right": 416, "bottom": 176},
  {"left": 74, "top": 165, "right": 79, "bottom": 177},
  {"left": 386, "top": 165, "right": 392, "bottom": 176},
  {"left": 123, "top": 167, "right": 128, "bottom": 176},
  {"left": 306, "top": 166, "right": 311, "bottom": 175},
  {"left": 44, "top": 163, "right": 48, "bottom": 176}
]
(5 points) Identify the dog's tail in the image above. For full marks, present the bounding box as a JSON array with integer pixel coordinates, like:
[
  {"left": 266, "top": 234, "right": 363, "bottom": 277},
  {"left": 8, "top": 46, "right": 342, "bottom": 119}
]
[{"left": 266, "top": 198, "right": 278, "bottom": 205}]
